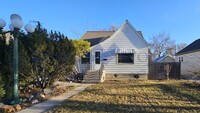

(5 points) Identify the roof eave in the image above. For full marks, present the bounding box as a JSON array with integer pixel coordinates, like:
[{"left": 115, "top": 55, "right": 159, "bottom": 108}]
[
  {"left": 125, "top": 20, "right": 149, "bottom": 48},
  {"left": 176, "top": 49, "right": 200, "bottom": 56}
]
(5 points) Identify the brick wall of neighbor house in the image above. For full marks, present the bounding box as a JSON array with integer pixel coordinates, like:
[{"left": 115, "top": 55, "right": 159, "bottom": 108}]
[{"left": 176, "top": 51, "right": 200, "bottom": 76}]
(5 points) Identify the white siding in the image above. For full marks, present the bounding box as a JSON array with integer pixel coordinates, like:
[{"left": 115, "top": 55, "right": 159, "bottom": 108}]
[
  {"left": 91, "top": 21, "right": 149, "bottom": 74},
  {"left": 78, "top": 52, "right": 92, "bottom": 73},
  {"left": 176, "top": 51, "right": 200, "bottom": 76}
]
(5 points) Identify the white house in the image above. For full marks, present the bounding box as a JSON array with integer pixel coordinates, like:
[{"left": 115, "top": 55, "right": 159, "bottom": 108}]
[
  {"left": 176, "top": 39, "right": 200, "bottom": 76},
  {"left": 79, "top": 20, "right": 149, "bottom": 82}
]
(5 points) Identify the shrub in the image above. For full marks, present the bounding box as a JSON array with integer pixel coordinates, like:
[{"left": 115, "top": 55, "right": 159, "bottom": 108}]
[
  {"left": 194, "top": 70, "right": 200, "bottom": 78},
  {"left": 0, "top": 73, "right": 5, "bottom": 100}
]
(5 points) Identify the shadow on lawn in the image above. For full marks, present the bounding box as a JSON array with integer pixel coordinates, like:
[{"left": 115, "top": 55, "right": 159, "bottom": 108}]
[
  {"left": 182, "top": 82, "right": 200, "bottom": 90},
  {"left": 86, "top": 82, "right": 200, "bottom": 103},
  {"left": 45, "top": 99, "right": 200, "bottom": 113},
  {"left": 157, "top": 84, "right": 200, "bottom": 104},
  {"left": 43, "top": 82, "right": 200, "bottom": 113}
]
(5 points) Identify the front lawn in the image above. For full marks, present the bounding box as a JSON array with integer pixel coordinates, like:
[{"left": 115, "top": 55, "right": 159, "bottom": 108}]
[{"left": 45, "top": 80, "right": 200, "bottom": 113}]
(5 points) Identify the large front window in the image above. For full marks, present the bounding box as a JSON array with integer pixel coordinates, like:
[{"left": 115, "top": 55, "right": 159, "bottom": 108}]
[
  {"left": 81, "top": 52, "right": 90, "bottom": 64},
  {"left": 118, "top": 53, "right": 134, "bottom": 63}
]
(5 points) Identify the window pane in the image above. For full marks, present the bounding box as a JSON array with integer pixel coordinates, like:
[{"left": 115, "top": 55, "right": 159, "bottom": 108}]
[
  {"left": 81, "top": 52, "right": 90, "bottom": 64},
  {"left": 95, "top": 52, "right": 100, "bottom": 64},
  {"left": 82, "top": 58, "right": 90, "bottom": 64},
  {"left": 118, "top": 53, "right": 134, "bottom": 63}
]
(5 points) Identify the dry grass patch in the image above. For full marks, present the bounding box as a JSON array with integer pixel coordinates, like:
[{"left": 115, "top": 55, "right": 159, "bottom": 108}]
[
  {"left": 45, "top": 80, "right": 200, "bottom": 113},
  {"left": 19, "top": 85, "right": 76, "bottom": 110}
]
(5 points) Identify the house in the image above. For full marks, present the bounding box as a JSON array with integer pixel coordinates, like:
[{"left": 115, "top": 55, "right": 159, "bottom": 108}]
[
  {"left": 79, "top": 20, "right": 149, "bottom": 82},
  {"left": 176, "top": 38, "right": 200, "bottom": 76},
  {"left": 153, "top": 54, "right": 175, "bottom": 62}
]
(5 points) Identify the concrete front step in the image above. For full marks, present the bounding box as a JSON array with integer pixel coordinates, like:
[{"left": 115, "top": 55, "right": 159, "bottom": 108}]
[
  {"left": 83, "top": 76, "right": 100, "bottom": 79},
  {"left": 84, "top": 75, "right": 99, "bottom": 78},
  {"left": 84, "top": 75, "right": 99, "bottom": 77},
  {"left": 83, "top": 70, "right": 100, "bottom": 83},
  {"left": 86, "top": 71, "right": 99, "bottom": 73},
  {"left": 82, "top": 79, "right": 100, "bottom": 83},
  {"left": 84, "top": 73, "right": 99, "bottom": 76},
  {"left": 86, "top": 71, "right": 99, "bottom": 74},
  {"left": 87, "top": 70, "right": 99, "bottom": 72},
  {"left": 83, "top": 78, "right": 100, "bottom": 80}
]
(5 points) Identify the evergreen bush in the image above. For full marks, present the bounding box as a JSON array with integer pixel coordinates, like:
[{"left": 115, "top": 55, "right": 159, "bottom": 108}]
[{"left": 0, "top": 73, "right": 5, "bottom": 101}]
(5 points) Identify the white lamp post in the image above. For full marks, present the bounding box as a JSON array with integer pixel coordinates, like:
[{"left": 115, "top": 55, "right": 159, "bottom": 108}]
[{"left": 0, "top": 14, "right": 35, "bottom": 105}]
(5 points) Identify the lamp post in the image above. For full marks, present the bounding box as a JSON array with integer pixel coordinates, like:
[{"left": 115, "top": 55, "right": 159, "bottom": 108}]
[{"left": 0, "top": 14, "right": 35, "bottom": 105}]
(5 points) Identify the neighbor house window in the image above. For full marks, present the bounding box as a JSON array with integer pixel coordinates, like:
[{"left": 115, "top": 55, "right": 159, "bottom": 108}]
[
  {"left": 118, "top": 53, "right": 134, "bottom": 63},
  {"left": 81, "top": 52, "right": 90, "bottom": 64},
  {"left": 179, "top": 57, "right": 183, "bottom": 62}
]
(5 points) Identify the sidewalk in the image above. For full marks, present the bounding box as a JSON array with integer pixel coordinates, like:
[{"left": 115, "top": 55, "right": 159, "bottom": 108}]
[{"left": 17, "top": 84, "right": 92, "bottom": 113}]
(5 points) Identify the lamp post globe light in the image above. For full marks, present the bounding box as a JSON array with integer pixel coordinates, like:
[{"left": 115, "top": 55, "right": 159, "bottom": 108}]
[{"left": 0, "top": 14, "right": 35, "bottom": 105}]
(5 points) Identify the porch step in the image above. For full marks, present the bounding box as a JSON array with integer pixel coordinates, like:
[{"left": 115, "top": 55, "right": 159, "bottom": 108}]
[
  {"left": 83, "top": 70, "right": 100, "bottom": 83},
  {"left": 82, "top": 79, "right": 100, "bottom": 83}
]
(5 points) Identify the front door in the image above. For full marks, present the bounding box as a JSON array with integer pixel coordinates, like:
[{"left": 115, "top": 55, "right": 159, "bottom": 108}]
[{"left": 93, "top": 51, "right": 101, "bottom": 70}]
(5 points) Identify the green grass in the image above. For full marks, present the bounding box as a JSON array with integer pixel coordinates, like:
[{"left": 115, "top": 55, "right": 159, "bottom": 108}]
[{"left": 45, "top": 80, "right": 200, "bottom": 113}]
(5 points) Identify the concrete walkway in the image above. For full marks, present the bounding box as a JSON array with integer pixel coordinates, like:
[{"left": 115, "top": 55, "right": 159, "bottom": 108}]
[{"left": 17, "top": 84, "right": 92, "bottom": 113}]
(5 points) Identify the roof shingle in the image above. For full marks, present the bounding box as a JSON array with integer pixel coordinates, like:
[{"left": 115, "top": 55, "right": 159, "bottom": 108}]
[
  {"left": 81, "top": 30, "right": 144, "bottom": 46},
  {"left": 176, "top": 38, "right": 200, "bottom": 55},
  {"left": 81, "top": 31, "right": 114, "bottom": 40}
]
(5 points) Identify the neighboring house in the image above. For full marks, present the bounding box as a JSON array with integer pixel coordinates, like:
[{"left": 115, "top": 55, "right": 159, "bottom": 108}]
[
  {"left": 153, "top": 54, "right": 175, "bottom": 62},
  {"left": 176, "top": 38, "right": 200, "bottom": 76},
  {"left": 79, "top": 20, "right": 149, "bottom": 82}
]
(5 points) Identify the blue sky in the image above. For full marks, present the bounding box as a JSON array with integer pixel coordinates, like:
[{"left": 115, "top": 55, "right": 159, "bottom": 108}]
[{"left": 0, "top": 0, "right": 200, "bottom": 44}]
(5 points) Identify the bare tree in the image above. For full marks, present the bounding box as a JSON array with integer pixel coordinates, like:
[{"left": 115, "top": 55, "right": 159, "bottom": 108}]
[
  {"left": 99, "top": 24, "right": 118, "bottom": 31},
  {"left": 149, "top": 32, "right": 175, "bottom": 59},
  {"left": 164, "top": 64, "right": 172, "bottom": 80},
  {"left": 108, "top": 24, "right": 118, "bottom": 31},
  {"left": 176, "top": 43, "right": 187, "bottom": 53}
]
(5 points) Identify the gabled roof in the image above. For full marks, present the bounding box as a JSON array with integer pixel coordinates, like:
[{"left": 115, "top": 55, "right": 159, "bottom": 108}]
[
  {"left": 176, "top": 38, "right": 200, "bottom": 55},
  {"left": 83, "top": 37, "right": 109, "bottom": 46},
  {"left": 153, "top": 56, "right": 166, "bottom": 62},
  {"left": 81, "top": 31, "right": 114, "bottom": 40},
  {"left": 121, "top": 20, "right": 148, "bottom": 47},
  {"left": 153, "top": 54, "right": 174, "bottom": 62},
  {"left": 81, "top": 31, "right": 114, "bottom": 46},
  {"left": 81, "top": 21, "right": 146, "bottom": 47}
]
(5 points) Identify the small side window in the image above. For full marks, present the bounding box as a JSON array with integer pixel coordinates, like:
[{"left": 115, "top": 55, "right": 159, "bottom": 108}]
[
  {"left": 81, "top": 52, "right": 90, "bottom": 64},
  {"left": 179, "top": 57, "right": 183, "bottom": 62}
]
